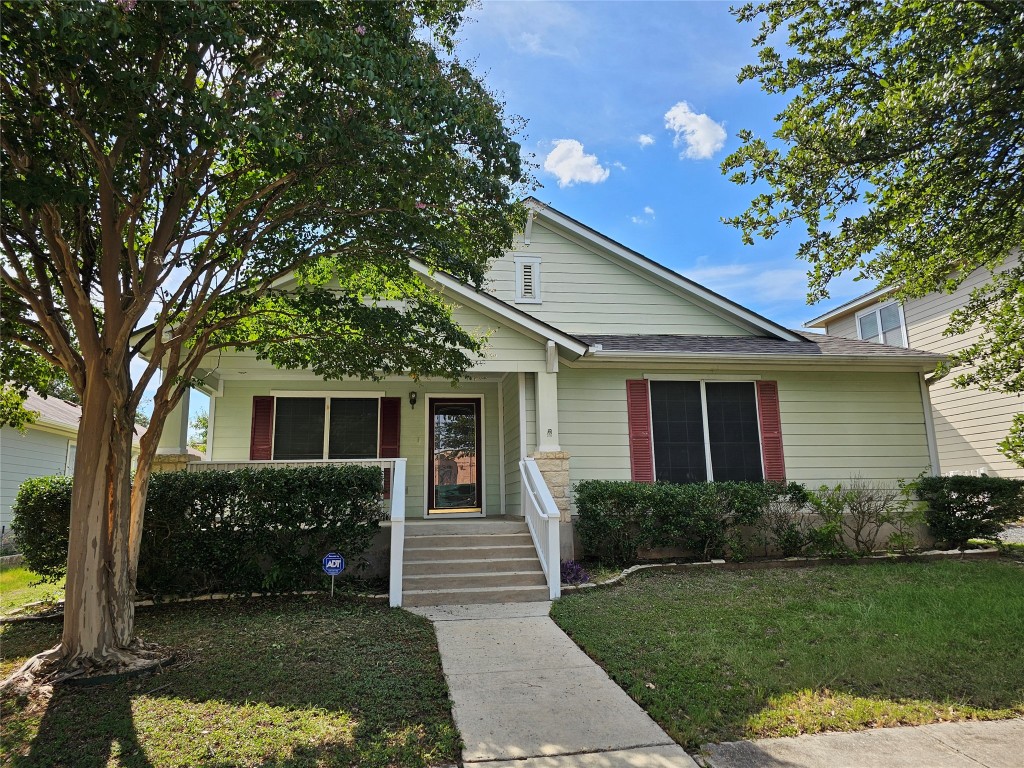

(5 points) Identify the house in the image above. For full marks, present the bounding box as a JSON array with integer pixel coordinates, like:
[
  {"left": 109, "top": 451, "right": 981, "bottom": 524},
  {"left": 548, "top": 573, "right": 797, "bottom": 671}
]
[
  {"left": 805, "top": 253, "right": 1022, "bottom": 480},
  {"left": 0, "top": 392, "right": 143, "bottom": 531},
  {"left": 153, "top": 199, "right": 944, "bottom": 606}
]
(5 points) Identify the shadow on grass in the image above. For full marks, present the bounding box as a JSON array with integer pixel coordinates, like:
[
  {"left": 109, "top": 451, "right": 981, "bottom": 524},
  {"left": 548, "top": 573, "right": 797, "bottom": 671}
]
[{"left": 1, "top": 596, "right": 459, "bottom": 768}]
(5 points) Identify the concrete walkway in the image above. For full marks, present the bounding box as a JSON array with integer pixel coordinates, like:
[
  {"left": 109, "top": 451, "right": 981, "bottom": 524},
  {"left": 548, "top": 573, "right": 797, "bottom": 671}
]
[
  {"left": 410, "top": 602, "right": 698, "bottom": 767},
  {"left": 700, "top": 718, "right": 1024, "bottom": 768}
]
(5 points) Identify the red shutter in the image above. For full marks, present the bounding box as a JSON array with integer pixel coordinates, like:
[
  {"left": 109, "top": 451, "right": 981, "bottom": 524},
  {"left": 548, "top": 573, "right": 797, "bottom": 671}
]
[
  {"left": 626, "top": 379, "right": 654, "bottom": 483},
  {"left": 379, "top": 397, "right": 401, "bottom": 499},
  {"left": 249, "top": 396, "right": 274, "bottom": 460},
  {"left": 756, "top": 380, "right": 786, "bottom": 481}
]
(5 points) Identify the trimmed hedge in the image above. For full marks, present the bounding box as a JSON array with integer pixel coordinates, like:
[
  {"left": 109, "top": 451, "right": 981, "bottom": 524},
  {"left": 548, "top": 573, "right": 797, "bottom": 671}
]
[
  {"left": 574, "top": 479, "right": 801, "bottom": 564},
  {"left": 916, "top": 474, "right": 1024, "bottom": 549},
  {"left": 12, "top": 465, "right": 387, "bottom": 595}
]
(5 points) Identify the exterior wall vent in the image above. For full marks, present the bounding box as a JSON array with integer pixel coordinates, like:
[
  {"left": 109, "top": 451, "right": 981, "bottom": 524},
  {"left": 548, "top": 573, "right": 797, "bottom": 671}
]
[{"left": 514, "top": 256, "right": 542, "bottom": 304}]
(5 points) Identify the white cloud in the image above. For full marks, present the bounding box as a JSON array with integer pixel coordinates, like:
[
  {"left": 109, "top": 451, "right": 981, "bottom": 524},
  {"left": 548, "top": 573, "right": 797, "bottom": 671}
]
[
  {"left": 631, "top": 206, "right": 656, "bottom": 225},
  {"left": 543, "top": 139, "right": 610, "bottom": 188},
  {"left": 637, "top": 133, "right": 656, "bottom": 148},
  {"left": 612, "top": 161, "right": 627, "bottom": 171},
  {"left": 468, "top": 2, "right": 586, "bottom": 60},
  {"left": 664, "top": 101, "right": 726, "bottom": 160}
]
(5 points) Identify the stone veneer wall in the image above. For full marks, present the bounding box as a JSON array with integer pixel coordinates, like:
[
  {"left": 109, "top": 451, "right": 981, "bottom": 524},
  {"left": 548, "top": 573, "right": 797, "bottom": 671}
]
[
  {"left": 151, "top": 453, "right": 199, "bottom": 473},
  {"left": 530, "top": 450, "right": 571, "bottom": 522}
]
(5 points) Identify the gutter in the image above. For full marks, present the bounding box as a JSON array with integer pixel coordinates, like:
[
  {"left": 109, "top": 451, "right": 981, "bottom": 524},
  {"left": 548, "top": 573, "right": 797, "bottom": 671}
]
[{"left": 579, "top": 349, "right": 944, "bottom": 369}]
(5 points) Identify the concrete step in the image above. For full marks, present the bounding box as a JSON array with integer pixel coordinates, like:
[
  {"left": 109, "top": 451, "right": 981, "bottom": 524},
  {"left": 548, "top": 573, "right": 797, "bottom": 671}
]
[
  {"left": 404, "top": 544, "right": 539, "bottom": 559},
  {"left": 404, "top": 557, "right": 543, "bottom": 576},
  {"left": 402, "top": 584, "right": 551, "bottom": 607},
  {"left": 405, "top": 533, "right": 533, "bottom": 549},
  {"left": 405, "top": 520, "right": 528, "bottom": 536},
  {"left": 404, "top": 571, "right": 548, "bottom": 590}
]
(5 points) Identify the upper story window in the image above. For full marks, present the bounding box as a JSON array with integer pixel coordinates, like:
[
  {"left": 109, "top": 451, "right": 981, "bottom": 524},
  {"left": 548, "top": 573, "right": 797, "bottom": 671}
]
[
  {"left": 856, "top": 301, "right": 907, "bottom": 347},
  {"left": 514, "top": 255, "right": 542, "bottom": 304},
  {"left": 273, "top": 397, "right": 379, "bottom": 460}
]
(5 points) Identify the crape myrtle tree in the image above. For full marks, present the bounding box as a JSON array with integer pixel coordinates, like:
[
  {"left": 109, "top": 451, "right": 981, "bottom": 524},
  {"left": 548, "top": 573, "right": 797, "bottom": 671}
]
[
  {"left": 1, "top": 0, "right": 526, "bottom": 683},
  {"left": 723, "top": 0, "right": 1024, "bottom": 463}
]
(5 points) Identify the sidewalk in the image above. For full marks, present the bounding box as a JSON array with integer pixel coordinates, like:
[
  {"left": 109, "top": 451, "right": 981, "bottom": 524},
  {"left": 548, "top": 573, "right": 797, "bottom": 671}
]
[
  {"left": 699, "top": 718, "right": 1024, "bottom": 768},
  {"left": 410, "top": 601, "right": 698, "bottom": 767}
]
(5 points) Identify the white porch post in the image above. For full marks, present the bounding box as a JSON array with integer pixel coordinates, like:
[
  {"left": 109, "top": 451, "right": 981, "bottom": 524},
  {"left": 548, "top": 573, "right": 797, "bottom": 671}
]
[
  {"left": 535, "top": 370, "right": 560, "bottom": 452},
  {"left": 157, "top": 385, "right": 190, "bottom": 455}
]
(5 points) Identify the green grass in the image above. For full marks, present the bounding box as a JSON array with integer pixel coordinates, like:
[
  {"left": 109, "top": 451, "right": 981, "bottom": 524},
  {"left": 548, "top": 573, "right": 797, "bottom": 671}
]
[
  {"left": 0, "top": 566, "right": 63, "bottom": 616},
  {"left": 551, "top": 560, "right": 1024, "bottom": 749},
  {"left": 1, "top": 596, "right": 459, "bottom": 767}
]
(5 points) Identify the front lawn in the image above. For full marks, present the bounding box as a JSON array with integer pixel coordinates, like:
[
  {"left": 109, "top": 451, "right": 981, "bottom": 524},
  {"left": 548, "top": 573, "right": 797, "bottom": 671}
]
[
  {"left": 1, "top": 596, "right": 459, "bottom": 767},
  {"left": 0, "top": 566, "right": 63, "bottom": 616},
  {"left": 551, "top": 560, "right": 1024, "bottom": 749}
]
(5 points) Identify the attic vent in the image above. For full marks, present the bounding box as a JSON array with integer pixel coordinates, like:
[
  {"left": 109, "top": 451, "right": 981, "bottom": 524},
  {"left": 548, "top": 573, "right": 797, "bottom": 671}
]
[{"left": 514, "top": 256, "right": 542, "bottom": 304}]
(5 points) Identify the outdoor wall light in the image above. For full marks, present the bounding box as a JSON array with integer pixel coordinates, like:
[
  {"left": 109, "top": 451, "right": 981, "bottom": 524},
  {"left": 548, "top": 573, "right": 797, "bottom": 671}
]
[{"left": 409, "top": 391, "right": 418, "bottom": 409}]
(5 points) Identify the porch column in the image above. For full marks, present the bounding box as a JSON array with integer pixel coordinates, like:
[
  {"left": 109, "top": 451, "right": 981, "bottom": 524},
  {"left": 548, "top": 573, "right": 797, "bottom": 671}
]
[
  {"left": 531, "top": 370, "right": 571, "bottom": 522},
  {"left": 154, "top": 386, "right": 195, "bottom": 473}
]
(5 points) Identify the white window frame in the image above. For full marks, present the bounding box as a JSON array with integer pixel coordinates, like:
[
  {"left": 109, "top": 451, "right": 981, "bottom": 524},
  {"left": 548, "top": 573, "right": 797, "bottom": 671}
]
[
  {"left": 855, "top": 301, "right": 908, "bottom": 348},
  {"left": 513, "top": 255, "right": 542, "bottom": 304},
  {"left": 648, "top": 378, "right": 764, "bottom": 483},
  {"left": 269, "top": 393, "right": 383, "bottom": 461}
]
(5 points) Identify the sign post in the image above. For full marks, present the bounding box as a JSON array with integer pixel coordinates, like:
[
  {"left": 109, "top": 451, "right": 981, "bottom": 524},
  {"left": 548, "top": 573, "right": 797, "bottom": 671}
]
[{"left": 322, "top": 552, "right": 345, "bottom": 597}]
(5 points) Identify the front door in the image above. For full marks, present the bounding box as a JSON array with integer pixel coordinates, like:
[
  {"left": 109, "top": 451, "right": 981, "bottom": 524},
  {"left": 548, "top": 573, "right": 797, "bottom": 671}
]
[{"left": 428, "top": 398, "right": 483, "bottom": 515}]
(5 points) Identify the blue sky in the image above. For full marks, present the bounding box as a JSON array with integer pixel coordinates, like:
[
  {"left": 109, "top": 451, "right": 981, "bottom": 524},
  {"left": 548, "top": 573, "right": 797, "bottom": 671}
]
[{"left": 456, "top": 0, "right": 867, "bottom": 330}]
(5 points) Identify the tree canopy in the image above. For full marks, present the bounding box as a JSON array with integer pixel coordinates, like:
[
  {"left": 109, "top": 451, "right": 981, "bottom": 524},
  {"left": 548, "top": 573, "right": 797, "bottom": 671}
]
[
  {"left": 724, "top": 0, "right": 1024, "bottom": 463},
  {"left": 1, "top": 0, "right": 526, "bottom": 680}
]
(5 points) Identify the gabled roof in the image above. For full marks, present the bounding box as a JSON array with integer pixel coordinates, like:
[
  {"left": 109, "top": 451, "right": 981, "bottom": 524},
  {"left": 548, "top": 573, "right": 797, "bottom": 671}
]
[
  {"left": 523, "top": 198, "right": 805, "bottom": 342},
  {"left": 14, "top": 390, "right": 145, "bottom": 442},
  {"left": 577, "top": 332, "right": 943, "bottom": 366},
  {"left": 804, "top": 286, "right": 895, "bottom": 328},
  {"left": 409, "top": 260, "right": 589, "bottom": 357}
]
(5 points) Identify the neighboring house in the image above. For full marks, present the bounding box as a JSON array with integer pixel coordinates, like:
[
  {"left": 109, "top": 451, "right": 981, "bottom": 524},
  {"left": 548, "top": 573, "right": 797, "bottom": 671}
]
[
  {"left": 0, "top": 391, "right": 144, "bottom": 531},
  {"left": 805, "top": 253, "right": 1022, "bottom": 480},
  {"left": 151, "top": 199, "right": 944, "bottom": 605}
]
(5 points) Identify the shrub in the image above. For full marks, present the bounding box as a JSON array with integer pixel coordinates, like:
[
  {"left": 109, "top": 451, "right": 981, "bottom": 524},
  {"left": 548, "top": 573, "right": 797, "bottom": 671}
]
[
  {"left": 560, "top": 560, "right": 591, "bottom": 585},
  {"left": 756, "top": 482, "right": 811, "bottom": 557},
  {"left": 10, "top": 474, "right": 73, "bottom": 581},
  {"left": 915, "top": 474, "right": 1024, "bottom": 549},
  {"left": 574, "top": 480, "right": 799, "bottom": 564},
  {"left": 12, "top": 465, "right": 387, "bottom": 595}
]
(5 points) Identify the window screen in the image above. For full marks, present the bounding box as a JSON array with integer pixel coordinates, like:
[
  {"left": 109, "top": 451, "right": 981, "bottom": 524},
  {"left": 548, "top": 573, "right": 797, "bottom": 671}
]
[
  {"left": 328, "top": 398, "right": 379, "bottom": 459},
  {"left": 705, "top": 382, "right": 763, "bottom": 482},
  {"left": 859, "top": 312, "right": 880, "bottom": 342},
  {"left": 273, "top": 398, "right": 326, "bottom": 459},
  {"left": 879, "top": 303, "right": 904, "bottom": 346},
  {"left": 650, "top": 381, "right": 707, "bottom": 483}
]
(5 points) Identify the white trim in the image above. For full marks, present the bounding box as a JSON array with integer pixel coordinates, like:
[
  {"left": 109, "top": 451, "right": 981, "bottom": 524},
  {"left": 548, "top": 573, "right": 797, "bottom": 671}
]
[
  {"left": 65, "top": 440, "right": 76, "bottom": 476},
  {"left": 804, "top": 286, "right": 896, "bottom": 328},
  {"left": 524, "top": 209, "right": 534, "bottom": 245},
  {"left": 581, "top": 350, "right": 941, "bottom": 368},
  {"left": 644, "top": 373, "right": 762, "bottom": 381},
  {"left": 409, "top": 260, "right": 588, "bottom": 356},
  {"left": 514, "top": 255, "right": 543, "bottom": 304},
  {"left": 698, "top": 381, "right": 714, "bottom": 481},
  {"left": 855, "top": 300, "right": 908, "bottom": 348},
  {"left": 920, "top": 372, "right": 942, "bottom": 477},
  {"left": 525, "top": 200, "right": 803, "bottom": 342},
  {"left": 422, "top": 393, "right": 487, "bottom": 519},
  {"left": 518, "top": 372, "right": 528, "bottom": 459},
  {"left": 269, "top": 390, "right": 386, "bottom": 398},
  {"left": 206, "top": 389, "right": 218, "bottom": 461}
]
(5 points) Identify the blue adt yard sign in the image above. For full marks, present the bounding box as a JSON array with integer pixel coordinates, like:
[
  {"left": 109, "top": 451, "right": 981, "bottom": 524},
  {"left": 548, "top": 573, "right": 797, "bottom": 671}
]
[
  {"left": 323, "top": 552, "right": 345, "bottom": 597},
  {"left": 322, "top": 553, "right": 345, "bottom": 576}
]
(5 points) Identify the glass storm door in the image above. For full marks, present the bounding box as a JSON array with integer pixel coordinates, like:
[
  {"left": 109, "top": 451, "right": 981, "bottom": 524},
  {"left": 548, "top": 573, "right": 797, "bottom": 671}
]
[{"left": 428, "top": 398, "right": 482, "bottom": 514}]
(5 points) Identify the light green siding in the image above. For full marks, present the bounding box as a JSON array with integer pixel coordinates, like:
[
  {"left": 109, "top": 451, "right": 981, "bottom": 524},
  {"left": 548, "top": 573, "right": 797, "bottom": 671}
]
[
  {"left": 210, "top": 379, "right": 502, "bottom": 517},
  {"left": 501, "top": 374, "right": 521, "bottom": 516},
  {"left": 557, "top": 366, "right": 932, "bottom": 513},
  {"left": 484, "top": 222, "right": 755, "bottom": 336}
]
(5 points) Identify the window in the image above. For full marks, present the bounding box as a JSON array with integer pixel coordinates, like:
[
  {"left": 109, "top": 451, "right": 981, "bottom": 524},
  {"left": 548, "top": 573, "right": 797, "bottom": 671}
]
[
  {"left": 514, "top": 256, "right": 541, "bottom": 303},
  {"left": 856, "top": 301, "right": 906, "bottom": 347},
  {"left": 272, "top": 397, "right": 379, "bottom": 460},
  {"left": 650, "top": 380, "right": 763, "bottom": 483}
]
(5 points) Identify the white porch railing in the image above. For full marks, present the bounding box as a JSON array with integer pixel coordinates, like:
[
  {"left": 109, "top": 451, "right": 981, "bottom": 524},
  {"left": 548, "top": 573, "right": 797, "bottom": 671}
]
[
  {"left": 520, "top": 458, "right": 561, "bottom": 600},
  {"left": 187, "top": 458, "right": 408, "bottom": 608}
]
